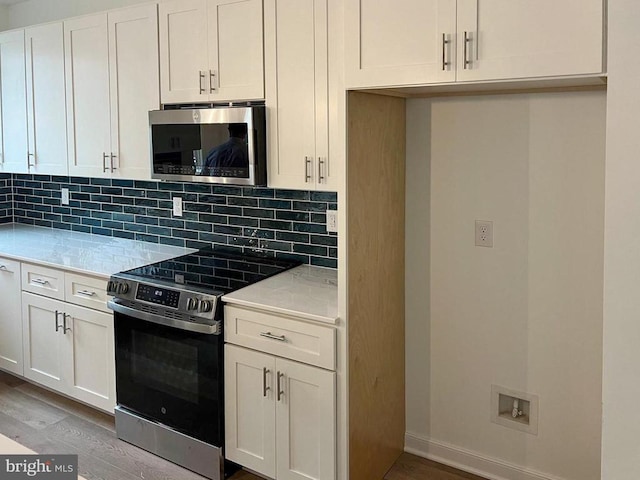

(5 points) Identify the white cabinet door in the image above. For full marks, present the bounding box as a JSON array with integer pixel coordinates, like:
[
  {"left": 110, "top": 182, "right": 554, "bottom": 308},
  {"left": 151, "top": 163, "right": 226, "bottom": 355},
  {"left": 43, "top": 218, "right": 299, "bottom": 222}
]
[
  {"left": 345, "top": 0, "right": 456, "bottom": 88},
  {"left": 456, "top": 0, "right": 604, "bottom": 82},
  {"left": 65, "top": 14, "right": 111, "bottom": 178},
  {"left": 0, "top": 30, "right": 28, "bottom": 174},
  {"left": 207, "top": 0, "right": 264, "bottom": 101},
  {"left": 225, "top": 344, "right": 336, "bottom": 480},
  {"left": 22, "top": 292, "right": 66, "bottom": 391},
  {"left": 25, "top": 23, "right": 68, "bottom": 175},
  {"left": 62, "top": 303, "right": 115, "bottom": 412},
  {"left": 0, "top": 258, "right": 22, "bottom": 376},
  {"left": 265, "top": 0, "right": 333, "bottom": 191},
  {"left": 159, "top": 0, "right": 208, "bottom": 104},
  {"left": 225, "top": 344, "right": 276, "bottom": 478},
  {"left": 108, "top": 4, "right": 160, "bottom": 180},
  {"left": 276, "top": 358, "right": 336, "bottom": 480}
]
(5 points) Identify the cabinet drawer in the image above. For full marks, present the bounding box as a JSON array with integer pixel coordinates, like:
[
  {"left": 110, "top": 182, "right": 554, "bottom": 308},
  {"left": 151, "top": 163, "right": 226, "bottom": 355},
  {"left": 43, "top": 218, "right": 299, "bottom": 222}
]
[
  {"left": 65, "top": 273, "right": 110, "bottom": 313},
  {"left": 22, "top": 263, "right": 65, "bottom": 300},
  {"left": 225, "top": 306, "right": 335, "bottom": 370}
]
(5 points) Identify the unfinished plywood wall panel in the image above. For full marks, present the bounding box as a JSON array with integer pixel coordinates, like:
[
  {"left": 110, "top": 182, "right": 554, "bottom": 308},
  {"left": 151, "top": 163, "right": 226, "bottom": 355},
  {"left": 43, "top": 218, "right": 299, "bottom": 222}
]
[{"left": 347, "top": 91, "right": 406, "bottom": 480}]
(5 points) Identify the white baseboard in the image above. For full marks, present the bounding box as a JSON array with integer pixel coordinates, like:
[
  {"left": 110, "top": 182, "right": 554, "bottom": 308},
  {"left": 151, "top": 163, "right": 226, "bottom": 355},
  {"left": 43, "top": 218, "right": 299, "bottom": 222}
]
[{"left": 404, "top": 432, "right": 567, "bottom": 480}]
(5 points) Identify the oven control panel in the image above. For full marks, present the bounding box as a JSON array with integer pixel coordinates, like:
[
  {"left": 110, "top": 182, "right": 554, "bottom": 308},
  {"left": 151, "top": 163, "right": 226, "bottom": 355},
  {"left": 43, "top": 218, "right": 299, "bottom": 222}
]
[{"left": 136, "top": 284, "right": 180, "bottom": 309}]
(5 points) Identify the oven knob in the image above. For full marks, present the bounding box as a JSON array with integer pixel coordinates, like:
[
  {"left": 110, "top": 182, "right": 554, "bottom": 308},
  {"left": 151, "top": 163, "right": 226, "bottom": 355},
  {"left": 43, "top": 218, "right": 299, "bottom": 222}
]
[
  {"left": 200, "top": 300, "right": 213, "bottom": 313},
  {"left": 117, "top": 283, "right": 129, "bottom": 294},
  {"left": 187, "top": 297, "right": 199, "bottom": 311}
]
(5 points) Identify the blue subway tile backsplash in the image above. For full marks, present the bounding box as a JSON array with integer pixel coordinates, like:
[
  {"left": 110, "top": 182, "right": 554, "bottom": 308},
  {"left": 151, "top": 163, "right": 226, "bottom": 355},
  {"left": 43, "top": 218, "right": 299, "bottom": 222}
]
[
  {"left": 0, "top": 174, "right": 12, "bottom": 224},
  {"left": 9, "top": 174, "right": 338, "bottom": 268}
]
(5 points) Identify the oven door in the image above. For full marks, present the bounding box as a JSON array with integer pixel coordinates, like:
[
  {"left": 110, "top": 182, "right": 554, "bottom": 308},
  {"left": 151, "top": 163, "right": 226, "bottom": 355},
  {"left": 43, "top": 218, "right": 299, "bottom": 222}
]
[{"left": 113, "top": 311, "right": 223, "bottom": 446}]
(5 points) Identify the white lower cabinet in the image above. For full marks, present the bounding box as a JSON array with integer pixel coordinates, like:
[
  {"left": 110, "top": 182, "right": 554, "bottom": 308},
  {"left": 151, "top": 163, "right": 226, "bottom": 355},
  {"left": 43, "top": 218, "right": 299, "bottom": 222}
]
[
  {"left": 22, "top": 292, "right": 115, "bottom": 412},
  {"left": 22, "top": 292, "right": 67, "bottom": 391},
  {"left": 0, "top": 258, "right": 23, "bottom": 376},
  {"left": 20, "top": 266, "right": 115, "bottom": 413},
  {"left": 225, "top": 344, "right": 336, "bottom": 480}
]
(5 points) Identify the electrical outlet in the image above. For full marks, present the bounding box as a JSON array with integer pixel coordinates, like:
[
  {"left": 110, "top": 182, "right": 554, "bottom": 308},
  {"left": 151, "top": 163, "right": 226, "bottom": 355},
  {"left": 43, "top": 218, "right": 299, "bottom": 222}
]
[
  {"left": 475, "top": 220, "right": 493, "bottom": 247},
  {"left": 61, "top": 188, "right": 70, "bottom": 206},
  {"left": 326, "top": 210, "right": 338, "bottom": 233},
  {"left": 173, "top": 196, "right": 183, "bottom": 217}
]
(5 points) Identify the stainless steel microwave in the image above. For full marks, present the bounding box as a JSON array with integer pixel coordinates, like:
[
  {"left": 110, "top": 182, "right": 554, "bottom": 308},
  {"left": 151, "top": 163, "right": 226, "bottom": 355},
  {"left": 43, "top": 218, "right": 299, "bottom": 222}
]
[{"left": 149, "top": 106, "right": 266, "bottom": 185}]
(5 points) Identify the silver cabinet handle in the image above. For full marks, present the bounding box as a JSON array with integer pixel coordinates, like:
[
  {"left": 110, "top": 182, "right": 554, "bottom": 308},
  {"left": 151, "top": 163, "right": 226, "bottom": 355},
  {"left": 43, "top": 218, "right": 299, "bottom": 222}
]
[
  {"left": 209, "top": 70, "right": 217, "bottom": 93},
  {"left": 103, "top": 152, "right": 109, "bottom": 173},
  {"left": 463, "top": 31, "right": 472, "bottom": 69},
  {"left": 263, "top": 367, "right": 270, "bottom": 397},
  {"left": 110, "top": 153, "right": 117, "bottom": 172},
  {"left": 31, "top": 278, "right": 49, "bottom": 286},
  {"left": 260, "top": 332, "right": 286, "bottom": 342},
  {"left": 277, "top": 371, "right": 284, "bottom": 402},
  {"left": 63, "top": 313, "right": 71, "bottom": 334},
  {"left": 304, "top": 157, "right": 313, "bottom": 182},
  {"left": 77, "top": 290, "right": 96, "bottom": 297},
  {"left": 27, "top": 152, "right": 35, "bottom": 168},
  {"left": 442, "top": 33, "right": 451, "bottom": 70},
  {"left": 0, "top": 265, "right": 7, "bottom": 271},
  {"left": 318, "top": 157, "right": 326, "bottom": 183},
  {"left": 54, "top": 310, "right": 61, "bottom": 332},
  {"left": 199, "top": 71, "right": 206, "bottom": 94}
]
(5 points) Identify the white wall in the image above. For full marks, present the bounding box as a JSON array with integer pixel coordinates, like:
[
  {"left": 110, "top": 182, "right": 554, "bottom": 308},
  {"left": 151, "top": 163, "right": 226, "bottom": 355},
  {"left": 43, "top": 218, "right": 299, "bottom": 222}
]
[
  {"left": 0, "top": 6, "right": 8, "bottom": 30},
  {"left": 601, "top": 1, "right": 640, "bottom": 479},
  {"left": 5, "top": 0, "right": 151, "bottom": 29},
  {"left": 406, "top": 91, "right": 606, "bottom": 480}
]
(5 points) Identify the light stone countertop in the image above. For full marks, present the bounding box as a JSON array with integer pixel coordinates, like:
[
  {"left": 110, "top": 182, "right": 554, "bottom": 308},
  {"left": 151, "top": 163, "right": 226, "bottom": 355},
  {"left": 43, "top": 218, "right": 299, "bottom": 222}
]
[
  {"left": 222, "top": 264, "right": 339, "bottom": 325},
  {"left": 0, "top": 224, "right": 196, "bottom": 278}
]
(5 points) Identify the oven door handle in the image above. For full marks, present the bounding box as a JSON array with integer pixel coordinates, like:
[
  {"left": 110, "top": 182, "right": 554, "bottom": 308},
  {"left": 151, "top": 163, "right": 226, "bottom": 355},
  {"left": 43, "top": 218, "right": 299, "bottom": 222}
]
[{"left": 107, "top": 300, "right": 221, "bottom": 335}]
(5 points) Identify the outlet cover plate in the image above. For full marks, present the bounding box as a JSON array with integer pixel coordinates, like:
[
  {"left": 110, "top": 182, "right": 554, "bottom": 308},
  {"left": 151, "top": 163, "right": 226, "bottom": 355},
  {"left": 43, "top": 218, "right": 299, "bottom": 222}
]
[
  {"left": 326, "top": 210, "right": 338, "bottom": 233},
  {"left": 173, "top": 196, "right": 183, "bottom": 217},
  {"left": 475, "top": 220, "right": 493, "bottom": 247}
]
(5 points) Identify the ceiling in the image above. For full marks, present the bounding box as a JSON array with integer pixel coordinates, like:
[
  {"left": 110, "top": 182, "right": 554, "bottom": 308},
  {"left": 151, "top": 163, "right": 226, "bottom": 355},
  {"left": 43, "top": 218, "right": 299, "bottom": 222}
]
[{"left": 0, "top": 0, "right": 28, "bottom": 5}]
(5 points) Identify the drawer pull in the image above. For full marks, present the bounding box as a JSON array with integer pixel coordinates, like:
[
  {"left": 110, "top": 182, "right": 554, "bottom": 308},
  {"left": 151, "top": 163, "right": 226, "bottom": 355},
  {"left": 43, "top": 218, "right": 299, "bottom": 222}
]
[
  {"left": 0, "top": 265, "right": 7, "bottom": 270},
  {"left": 77, "top": 290, "right": 97, "bottom": 297},
  {"left": 277, "top": 371, "right": 284, "bottom": 402},
  {"left": 263, "top": 367, "right": 270, "bottom": 397},
  {"left": 31, "top": 278, "right": 49, "bottom": 286},
  {"left": 260, "top": 332, "right": 286, "bottom": 342}
]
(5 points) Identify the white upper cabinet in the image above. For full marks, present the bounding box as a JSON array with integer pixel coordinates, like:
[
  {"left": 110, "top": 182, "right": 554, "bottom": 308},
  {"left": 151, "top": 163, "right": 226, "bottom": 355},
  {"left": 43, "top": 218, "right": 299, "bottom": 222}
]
[
  {"left": 0, "top": 30, "right": 29, "bottom": 174},
  {"left": 346, "top": 0, "right": 604, "bottom": 89},
  {"left": 265, "top": 0, "right": 336, "bottom": 191},
  {"left": 108, "top": 4, "right": 159, "bottom": 179},
  {"left": 455, "top": 0, "right": 604, "bottom": 82},
  {"left": 25, "top": 23, "right": 68, "bottom": 175},
  {"left": 159, "top": 0, "right": 264, "bottom": 104},
  {"left": 65, "top": 4, "right": 159, "bottom": 180},
  {"left": 65, "top": 14, "right": 111, "bottom": 178},
  {"left": 345, "top": 0, "right": 456, "bottom": 88}
]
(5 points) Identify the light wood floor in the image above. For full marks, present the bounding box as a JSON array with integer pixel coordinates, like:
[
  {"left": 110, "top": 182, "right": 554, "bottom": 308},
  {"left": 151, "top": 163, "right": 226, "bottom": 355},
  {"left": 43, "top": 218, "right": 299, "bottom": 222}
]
[{"left": 0, "top": 370, "right": 486, "bottom": 480}]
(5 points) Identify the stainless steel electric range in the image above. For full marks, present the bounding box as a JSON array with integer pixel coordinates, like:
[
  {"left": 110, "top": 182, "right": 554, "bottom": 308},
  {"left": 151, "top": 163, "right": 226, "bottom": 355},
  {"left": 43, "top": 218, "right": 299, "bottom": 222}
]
[{"left": 106, "top": 247, "right": 299, "bottom": 480}]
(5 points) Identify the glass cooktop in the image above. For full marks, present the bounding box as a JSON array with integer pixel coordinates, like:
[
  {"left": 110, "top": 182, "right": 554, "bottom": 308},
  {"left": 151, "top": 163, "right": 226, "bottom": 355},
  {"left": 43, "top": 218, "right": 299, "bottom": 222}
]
[{"left": 119, "top": 247, "right": 301, "bottom": 295}]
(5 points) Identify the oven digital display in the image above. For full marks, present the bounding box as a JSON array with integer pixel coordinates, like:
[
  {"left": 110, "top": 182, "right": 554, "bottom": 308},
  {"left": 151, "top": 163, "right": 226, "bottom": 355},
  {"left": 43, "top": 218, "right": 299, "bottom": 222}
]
[{"left": 136, "top": 284, "right": 180, "bottom": 308}]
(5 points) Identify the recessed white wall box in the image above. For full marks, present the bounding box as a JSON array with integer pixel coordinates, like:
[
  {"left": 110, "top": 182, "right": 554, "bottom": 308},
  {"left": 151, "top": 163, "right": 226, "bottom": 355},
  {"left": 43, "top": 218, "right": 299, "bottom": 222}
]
[
  {"left": 475, "top": 220, "right": 493, "bottom": 247},
  {"left": 491, "top": 385, "right": 539, "bottom": 435}
]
